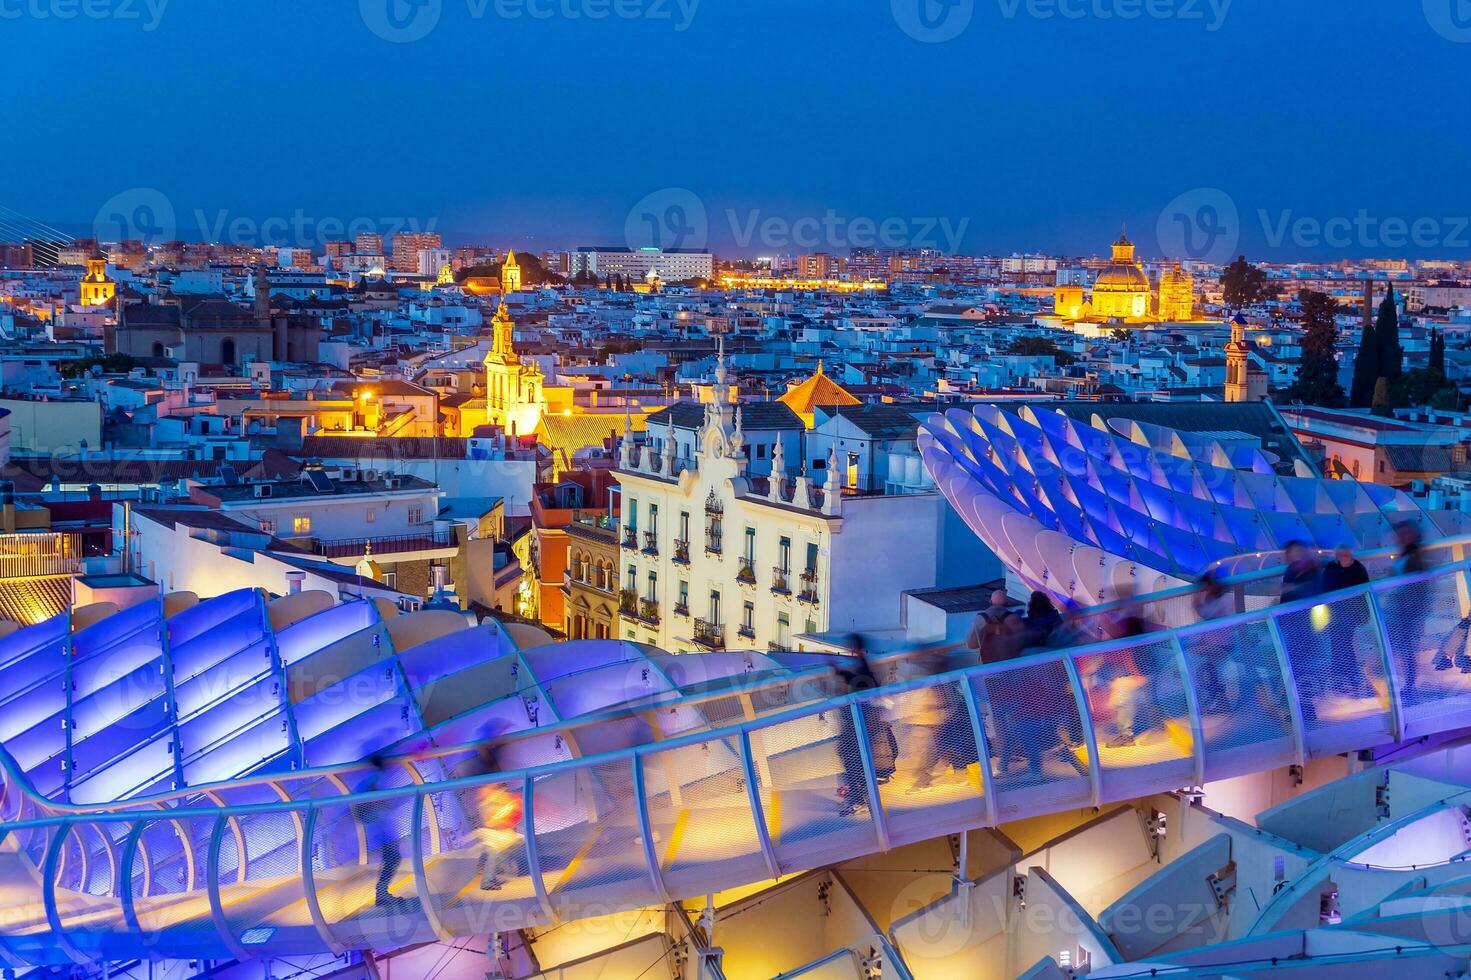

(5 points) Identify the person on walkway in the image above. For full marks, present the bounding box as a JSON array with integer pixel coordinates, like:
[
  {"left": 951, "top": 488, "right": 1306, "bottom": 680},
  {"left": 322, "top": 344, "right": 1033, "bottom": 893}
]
[
  {"left": 351, "top": 750, "right": 410, "bottom": 910},
  {"left": 1320, "top": 545, "right": 1372, "bottom": 697},
  {"left": 966, "top": 590, "right": 1025, "bottom": 664},
  {"left": 836, "top": 644, "right": 894, "bottom": 815},
  {"left": 1021, "top": 591, "right": 1063, "bottom": 649},
  {"left": 1280, "top": 541, "right": 1322, "bottom": 605},
  {"left": 1192, "top": 572, "right": 1234, "bottom": 622},
  {"left": 1391, "top": 522, "right": 1430, "bottom": 692}
]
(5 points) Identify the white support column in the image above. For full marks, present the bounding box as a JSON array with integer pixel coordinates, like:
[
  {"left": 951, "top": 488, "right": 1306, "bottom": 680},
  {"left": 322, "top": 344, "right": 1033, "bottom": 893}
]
[
  {"left": 206, "top": 813, "right": 252, "bottom": 962},
  {"left": 40, "top": 827, "right": 88, "bottom": 964},
  {"left": 299, "top": 804, "right": 344, "bottom": 955},
  {"left": 632, "top": 754, "right": 672, "bottom": 903},
  {"left": 739, "top": 730, "right": 782, "bottom": 880},
  {"left": 411, "top": 790, "right": 453, "bottom": 943},
  {"left": 1169, "top": 635, "right": 1208, "bottom": 787},
  {"left": 1265, "top": 614, "right": 1309, "bottom": 765},
  {"left": 1366, "top": 589, "right": 1406, "bottom": 742},
  {"left": 521, "top": 775, "right": 557, "bottom": 925},
  {"left": 1063, "top": 656, "right": 1104, "bottom": 807},
  {"left": 850, "top": 702, "right": 892, "bottom": 853},
  {"left": 958, "top": 678, "right": 999, "bottom": 828}
]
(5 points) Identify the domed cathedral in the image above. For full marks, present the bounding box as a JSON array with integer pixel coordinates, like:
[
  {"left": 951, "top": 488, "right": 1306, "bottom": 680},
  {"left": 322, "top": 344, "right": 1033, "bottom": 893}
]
[
  {"left": 1052, "top": 228, "right": 1155, "bottom": 328},
  {"left": 1089, "top": 230, "right": 1152, "bottom": 320}
]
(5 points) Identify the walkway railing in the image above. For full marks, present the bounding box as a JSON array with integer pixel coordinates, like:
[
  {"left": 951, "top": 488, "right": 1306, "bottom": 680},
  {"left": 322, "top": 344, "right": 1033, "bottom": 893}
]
[{"left": 3, "top": 559, "right": 1471, "bottom": 964}]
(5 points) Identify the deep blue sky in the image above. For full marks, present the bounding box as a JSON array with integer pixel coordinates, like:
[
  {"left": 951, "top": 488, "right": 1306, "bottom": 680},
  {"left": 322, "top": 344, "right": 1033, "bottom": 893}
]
[{"left": 7, "top": 0, "right": 1470, "bottom": 259}]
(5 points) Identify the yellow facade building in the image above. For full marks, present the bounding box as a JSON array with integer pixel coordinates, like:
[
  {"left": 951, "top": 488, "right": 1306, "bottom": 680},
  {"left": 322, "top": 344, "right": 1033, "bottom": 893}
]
[
  {"left": 1157, "top": 260, "right": 1196, "bottom": 321},
  {"left": 79, "top": 253, "right": 116, "bottom": 308},
  {"left": 501, "top": 250, "right": 522, "bottom": 293},
  {"left": 483, "top": 300, "right": 545, "bottom": 436}
]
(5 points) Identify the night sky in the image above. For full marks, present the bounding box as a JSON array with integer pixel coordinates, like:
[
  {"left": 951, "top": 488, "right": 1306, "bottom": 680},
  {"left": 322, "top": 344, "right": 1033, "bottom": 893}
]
[{"left": 8, "top": 0, "right": 1470, "bottom": 259}]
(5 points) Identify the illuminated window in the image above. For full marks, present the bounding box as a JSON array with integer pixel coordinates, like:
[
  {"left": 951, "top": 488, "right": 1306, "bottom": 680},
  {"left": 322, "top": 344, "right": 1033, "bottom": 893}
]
[
  {"left": 292, "top": 515, "right": 311, "bottom": 534},
  {"left": 259, "top": 519, "right": 276, "bottom": 535}
]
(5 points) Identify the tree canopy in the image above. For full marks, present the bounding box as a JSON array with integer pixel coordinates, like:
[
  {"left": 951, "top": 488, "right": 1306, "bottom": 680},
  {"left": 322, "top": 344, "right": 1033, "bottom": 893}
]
[{"left": 1221, "top": 256, "right": 1269, "bottom": 308}]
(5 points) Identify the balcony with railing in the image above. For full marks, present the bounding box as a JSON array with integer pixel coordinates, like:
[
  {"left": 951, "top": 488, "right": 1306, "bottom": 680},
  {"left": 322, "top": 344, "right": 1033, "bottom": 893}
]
[
  {"left": 642, "top": 530, "right": 659, "bottom": 556},
  {"left": 0, "top": 532, "right": 83, "bottom": 580},
  {"left": 619, "top": 589, "right": 639, "bottom": 615},
  {"left": 705, "top": 527, "right": 723, "bottom": 557},
  {"left": 621, "top": 527, "right": 638, "bottom": 550},
  {"left": 736, "top": 557, "right": 757, "bottom": 586},
  {"left": 692, "top": 618, "right": 724, "bottom": 649},
  {"left": 771, "top": 566, "right": 792, "bottom": 596},
  {"left": 313, "top": 527, "right": 455, "bottom": 560},
  {"left": 672, "top": 538, "right": 691, "bottom": 565},
  {"left": 737, "top": 623, "right": 755, "bottom": 640},
  {"left": 639, "top": 598, "right": 661, "bottom": 626},
  {"left": 673, "top": 600, "right": 690, "bottom": 617},
  {"left": 798, "top": 568, "right": 820, "bottom": 604}
]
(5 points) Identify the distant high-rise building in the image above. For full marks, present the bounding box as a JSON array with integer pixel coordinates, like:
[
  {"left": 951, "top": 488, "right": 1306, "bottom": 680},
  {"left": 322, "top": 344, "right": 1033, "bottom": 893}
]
[
  {"left": 323, "top": 240, "right": 354, "bottom": 259},
  {"left": 354, "top": 232, "right": 384, "bottom": 255},
  {"left": 392, "top": 231, "right": 442, "bottom": 273},
  {"left": 571, "top": 247, "right": 713, "bottom": 283},
  {"left": 0, "top": 243, "right": 32, "bottom": 269},
  {"left": 797, "top": 253, "right": 835, "bottom": 278}
]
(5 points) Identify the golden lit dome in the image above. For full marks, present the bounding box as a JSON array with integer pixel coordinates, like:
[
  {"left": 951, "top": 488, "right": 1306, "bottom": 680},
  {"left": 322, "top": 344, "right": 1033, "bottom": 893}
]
[
  {"left": 779, "top": 361, "right": 860, "bottom": 428},
  {"left": 1094, "top": 231, "right": 1150, "bottom": 293}
]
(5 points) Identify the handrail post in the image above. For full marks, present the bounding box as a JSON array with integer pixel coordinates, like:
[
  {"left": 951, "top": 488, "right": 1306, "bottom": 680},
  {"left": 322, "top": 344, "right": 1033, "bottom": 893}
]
[
  {"left": 958, "top": 678, "right": 999, "bottom": 828},
  {"left": 411, "top": 789, "right": 452, "bottom": 942},
  {"left": 41, "top": 825, "right": 89, "bottom": 964},
  {"left": 522, "top": 774, "right": 557, "bottom": 925},
  {"left": 849, "top": 701, "right": 892, "bottom": 853},
  {"left": 300, "top": 803, "right": 344, "bottom": 955},
  {"left": 1063, "top": 655, "right": 1104, "bottom": 807},
  {"left": 1265, "top": 613, "right": 1309, "bottom": 765},
  {"left": 1366, "top": 589, "right": 1406, "bottom": 742},
  {"left": 1169, "top": 635, "right": 1208, "bottom": 787},
  {"left": 632, "top": 753, "right": 671, "bottom": 903},
  {"left": 118, "top": 820, "right": 146, "bottom": 936},
  {"left": 739, "top": 729, "right": 782, "bottom": 880},
  {"left": 206, "top": 812, "right": 252, "bottom": 962}
]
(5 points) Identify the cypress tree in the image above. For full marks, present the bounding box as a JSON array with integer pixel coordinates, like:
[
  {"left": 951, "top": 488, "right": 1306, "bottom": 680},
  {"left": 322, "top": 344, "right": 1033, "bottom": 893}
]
[
  {"left": 1292, "top": 290, "right": 1345, "bottom": 406},
  {"left": 1375, "top": 285, "right": 1403, "bottom": 382},
  {"left": 1349, "top": 319, "right": 1379, "bottom": 408}
]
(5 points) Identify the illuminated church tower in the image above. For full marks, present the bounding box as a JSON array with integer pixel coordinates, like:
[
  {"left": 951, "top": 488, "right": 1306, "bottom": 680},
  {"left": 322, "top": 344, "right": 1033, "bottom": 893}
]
[
  {"left": 483, "top": 297, "right": 545, "bottom": 436},
  {"left": 501, "top": 249, "right": 522, "bottom": 293},
  {"left": 79, "top": 252, "right": 116, "bottom": 307},
  {"left": 1224, "top": 314, "right": 1266, "bottom": 402},
  {"left": 1157, "top": 261, "right": 1195, "bottom": 321}
]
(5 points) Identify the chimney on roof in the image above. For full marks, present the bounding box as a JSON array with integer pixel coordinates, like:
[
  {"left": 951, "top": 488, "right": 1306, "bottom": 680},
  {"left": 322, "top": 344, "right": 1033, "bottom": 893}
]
[{"left": 285, "top": 570, "right": 305, "bottom": 595}]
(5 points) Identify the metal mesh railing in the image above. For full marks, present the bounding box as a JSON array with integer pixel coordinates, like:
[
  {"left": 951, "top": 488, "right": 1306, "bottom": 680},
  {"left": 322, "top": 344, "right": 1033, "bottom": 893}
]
[{"left": 7, "top": 558, "right": 1471, "bottom": 964}]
